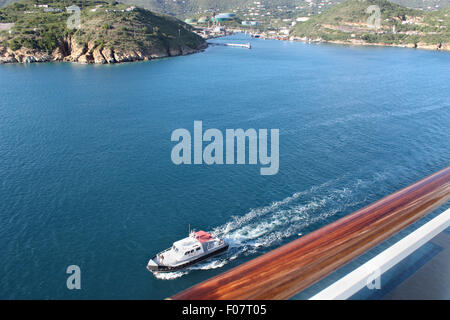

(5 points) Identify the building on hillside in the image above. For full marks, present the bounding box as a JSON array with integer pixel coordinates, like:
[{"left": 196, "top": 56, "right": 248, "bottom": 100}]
[{"left": 211, "top": 13, "right": 237, "bottom": 22}]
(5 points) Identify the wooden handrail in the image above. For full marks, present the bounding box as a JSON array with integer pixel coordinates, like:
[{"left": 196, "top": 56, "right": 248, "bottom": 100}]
[{"left": 171, "top": 166, "right": 450, "bottom": 300}]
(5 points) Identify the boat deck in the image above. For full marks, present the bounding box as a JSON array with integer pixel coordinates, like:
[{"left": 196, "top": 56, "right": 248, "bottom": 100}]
[{"left": 155, "top": 250, "right": 178, "bottom": 266}]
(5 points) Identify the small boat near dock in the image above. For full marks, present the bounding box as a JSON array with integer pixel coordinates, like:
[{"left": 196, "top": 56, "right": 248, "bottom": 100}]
[{"left": 147, "top": 230, "right": 229, "bottom": 273}]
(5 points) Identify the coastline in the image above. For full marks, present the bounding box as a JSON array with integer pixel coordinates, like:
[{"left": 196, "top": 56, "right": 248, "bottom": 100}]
[
  {"left": 296, "top": 38, "right": 450, "bottom": 52},
  {"left": 2, "top": 32, "right": 449, "bottom": 66},
  {"left": 0, "top": 41, "right": 208, "bottom": 65},
  {"left": 221, "top": 28, "right": 450, "bottom": 53}
]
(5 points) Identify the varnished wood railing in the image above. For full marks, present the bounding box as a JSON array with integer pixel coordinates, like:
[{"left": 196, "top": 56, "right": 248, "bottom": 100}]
[{"left": 172, "top": 166, "right": 450, "bottom": 300}]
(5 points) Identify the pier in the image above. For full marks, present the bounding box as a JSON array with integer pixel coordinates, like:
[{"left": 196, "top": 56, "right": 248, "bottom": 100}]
[
  {"left": 207, "top": 42, "right": 252, "bottom": 49},
  {"left": 224, "top": 42, "right": 251, "bottom": 49}
]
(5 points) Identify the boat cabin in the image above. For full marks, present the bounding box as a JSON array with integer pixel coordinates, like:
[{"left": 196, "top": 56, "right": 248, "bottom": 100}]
[{"left": 156, "top": 231, "right": 221, "bottom": 266}]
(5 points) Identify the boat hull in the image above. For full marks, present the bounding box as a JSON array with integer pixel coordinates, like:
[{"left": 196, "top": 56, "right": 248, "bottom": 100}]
[{"left": 147, "top": 244, "right": 229, "bottom": 273}]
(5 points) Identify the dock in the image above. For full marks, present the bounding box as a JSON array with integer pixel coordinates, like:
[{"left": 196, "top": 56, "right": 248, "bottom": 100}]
[{"left": 224, "top": 42, "right": 251, "bottom": 49}]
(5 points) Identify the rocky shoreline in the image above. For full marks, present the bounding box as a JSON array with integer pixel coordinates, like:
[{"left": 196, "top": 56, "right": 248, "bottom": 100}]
[
  {"left": 288, "top": 35, "right": 450, "bottom": 52},
  {"left": 322, "top": 39, "right": 450, "bottom": 52},
  {"left": 0, "top": 37, "right": 208, "bottom": 64}
]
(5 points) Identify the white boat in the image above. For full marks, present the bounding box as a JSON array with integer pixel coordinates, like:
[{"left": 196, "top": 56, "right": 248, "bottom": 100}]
[{"left": 147, "top": 230, "right": 229, "bottom": 272}]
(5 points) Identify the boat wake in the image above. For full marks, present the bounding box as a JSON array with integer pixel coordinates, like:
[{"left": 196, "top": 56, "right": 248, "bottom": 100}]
[
  {"left": 152, "top": 257, "right": 227, "bottom": 280},
  {"left": 153, "top": 170, "right": 394, "bottom": 280},
  {"left": 152, "top": 270, "right": 188, "bottom": 280}
]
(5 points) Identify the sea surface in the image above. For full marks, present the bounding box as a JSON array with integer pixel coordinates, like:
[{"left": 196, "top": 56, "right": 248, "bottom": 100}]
[{"left": 0, "top": 35, "right": 449, "bottom": 299}]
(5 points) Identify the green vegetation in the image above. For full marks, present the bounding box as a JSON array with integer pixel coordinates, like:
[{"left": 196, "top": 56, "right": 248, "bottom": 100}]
[
  {"left": 115, "top": 0, "right": 450, "bottom": 18},
  {"left": 2, "top": 0, "right": 450, "bottom": 38},
  {"left": 0, "top": 1, "right": 73, "bottom": 53},
  {"left": 119, "top": 0, "right": 257, "bottom": 18},
  {"left": 0, "top": 0, "right": 205, "bottom": 56},
  {"left": 184, "top": 1, "right": 322, "bottom": 33},
  {"left": 2, "top": 0, "right": 449, "bottom": 56},
  {"left": 292, "top": 0, "right": 450, "bottom": 46}
]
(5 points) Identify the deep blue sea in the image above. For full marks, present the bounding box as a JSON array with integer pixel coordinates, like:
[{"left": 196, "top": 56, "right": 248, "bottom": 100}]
[{"left": 0, "top": 35, "right": 449, "bottom": 299}]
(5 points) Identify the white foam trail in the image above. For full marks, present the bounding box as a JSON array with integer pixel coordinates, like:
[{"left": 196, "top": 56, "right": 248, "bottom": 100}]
[
  {"left": 152, "top": 271, "right": 188, "bottom": 280},
  {"left": 190, "top": 259, "right": 227, "bottom": 270},
  {"left": 210, "top": 181, "right": 334, "bottom": 238},
  {"left": 213, "top": 179, "right": 375, "bottom": 258},
  {"left": 154, "top": 172, "right": 392, "bottom": 280}
]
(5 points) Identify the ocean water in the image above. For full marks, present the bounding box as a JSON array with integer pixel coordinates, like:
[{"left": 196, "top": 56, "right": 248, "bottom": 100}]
[{"left": 0, "top": 35, "right": 449, "bottom": 299}]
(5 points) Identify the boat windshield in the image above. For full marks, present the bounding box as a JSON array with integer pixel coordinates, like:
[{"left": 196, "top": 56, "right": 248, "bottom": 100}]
[{"left": 172, "top": 245, "right": 178, "bottom": 252}]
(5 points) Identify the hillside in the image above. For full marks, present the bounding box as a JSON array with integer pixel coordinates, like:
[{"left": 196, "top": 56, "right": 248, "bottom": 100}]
[
  {"left": 0, "top": 0, "right": 206, "bottom": 64},
  {"left": 292, "top": 0, "right": 450, "bottom": 49},
  {"left": 3, "top": 1, "right": 450, "bottom": 15},
  {"left": 117, "top": 0, "right": 450, "bottom": 17},
  {"left": 111, "top": 1, "right": 306, "bottom": 18}
]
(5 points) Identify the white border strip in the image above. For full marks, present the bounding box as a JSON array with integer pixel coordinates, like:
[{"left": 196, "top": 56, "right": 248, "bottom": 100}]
[{"left": 309, "top": 208, "right": 450, "bottom": 300}]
